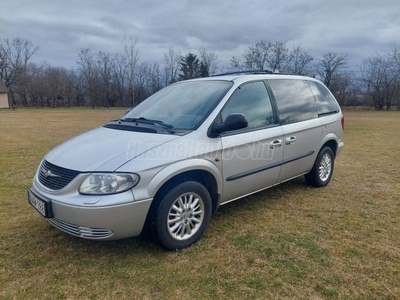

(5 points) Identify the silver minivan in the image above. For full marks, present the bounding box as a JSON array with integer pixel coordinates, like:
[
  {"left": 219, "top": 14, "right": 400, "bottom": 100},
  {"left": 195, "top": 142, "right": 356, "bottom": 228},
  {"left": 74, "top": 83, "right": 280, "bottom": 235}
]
[{"left": 28, "top": 73, "right": 344, "bottom": 250}]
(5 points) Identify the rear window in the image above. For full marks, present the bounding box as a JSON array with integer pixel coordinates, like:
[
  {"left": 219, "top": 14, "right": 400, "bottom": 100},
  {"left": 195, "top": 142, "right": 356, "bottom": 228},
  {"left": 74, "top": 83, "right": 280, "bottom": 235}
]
[
  {"left": 267, "top": 79, "right": 317, "bottom": 125},
  {"left": 307, "top": 80, "right": 340, "bottom": 116}
]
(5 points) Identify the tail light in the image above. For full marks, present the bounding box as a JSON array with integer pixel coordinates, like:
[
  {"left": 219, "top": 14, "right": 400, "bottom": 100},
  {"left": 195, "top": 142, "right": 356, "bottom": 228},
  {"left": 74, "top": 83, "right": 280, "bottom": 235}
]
[{"left": 341, "top": 116, "right": 345, "bottom": 131}]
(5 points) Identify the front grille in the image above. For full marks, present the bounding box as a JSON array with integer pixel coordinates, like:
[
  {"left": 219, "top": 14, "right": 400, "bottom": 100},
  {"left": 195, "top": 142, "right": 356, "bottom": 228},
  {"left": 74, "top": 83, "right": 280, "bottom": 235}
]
[
  {"left": 38, "top": 160, "right": 80, "bottom": 190},
  {"left": 48, "top": 218, "right": 113, "bottom": 239}
]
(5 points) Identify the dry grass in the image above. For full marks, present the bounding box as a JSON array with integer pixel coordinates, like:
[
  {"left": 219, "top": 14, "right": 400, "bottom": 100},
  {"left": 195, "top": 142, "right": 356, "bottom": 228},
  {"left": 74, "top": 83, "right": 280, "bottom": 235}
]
[{"left": 0, "top": 108, "right": 399, "bottom": 299}]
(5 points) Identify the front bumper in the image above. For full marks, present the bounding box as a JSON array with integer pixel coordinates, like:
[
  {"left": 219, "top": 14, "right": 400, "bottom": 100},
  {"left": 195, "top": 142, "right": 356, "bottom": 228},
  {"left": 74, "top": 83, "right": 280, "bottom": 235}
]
[{"left": 29, "top": 187, "right": 153, "bottom": 240}]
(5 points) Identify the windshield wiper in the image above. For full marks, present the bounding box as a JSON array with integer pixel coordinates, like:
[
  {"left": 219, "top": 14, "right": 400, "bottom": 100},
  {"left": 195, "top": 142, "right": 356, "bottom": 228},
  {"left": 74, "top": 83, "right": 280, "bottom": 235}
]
[{"left": 120, "top": 117, "right": 175, "bottom": 133}]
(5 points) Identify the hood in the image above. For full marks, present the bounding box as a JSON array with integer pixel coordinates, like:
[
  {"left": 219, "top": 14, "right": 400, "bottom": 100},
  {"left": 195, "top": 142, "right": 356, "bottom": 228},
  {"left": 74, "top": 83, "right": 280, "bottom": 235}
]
[{"left": 44, "top": 127, "right": 180, "bottom": 172}]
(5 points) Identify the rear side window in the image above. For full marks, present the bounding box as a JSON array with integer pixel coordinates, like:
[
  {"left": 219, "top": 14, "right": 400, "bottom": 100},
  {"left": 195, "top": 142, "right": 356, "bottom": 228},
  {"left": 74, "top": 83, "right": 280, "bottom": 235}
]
[
  {"left": 221, "top": 81, "right": 275, "bottom": 130},
  {"left": 307, "top": 81, "right": 340, "bottom": 116},
  {"left": 268, "top": 79, "right": 317, "bottom": 125}
]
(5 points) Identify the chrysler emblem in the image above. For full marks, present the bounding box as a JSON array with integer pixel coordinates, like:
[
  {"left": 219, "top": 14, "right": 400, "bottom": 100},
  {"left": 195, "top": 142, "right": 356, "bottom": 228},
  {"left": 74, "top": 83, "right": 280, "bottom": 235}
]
[{"left": 42, "top": 169, "right": 61, "bottom": 178}]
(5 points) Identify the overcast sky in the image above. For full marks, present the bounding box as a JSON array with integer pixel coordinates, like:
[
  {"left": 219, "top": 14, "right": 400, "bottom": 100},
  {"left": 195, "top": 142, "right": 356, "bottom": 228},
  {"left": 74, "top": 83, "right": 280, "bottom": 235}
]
[{"left": 1, "top": 0, "right": 399, "bottom": 72}]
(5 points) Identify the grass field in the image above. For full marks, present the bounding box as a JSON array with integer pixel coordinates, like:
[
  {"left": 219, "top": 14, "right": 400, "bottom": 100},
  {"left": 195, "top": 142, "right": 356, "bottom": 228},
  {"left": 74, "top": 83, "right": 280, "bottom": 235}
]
[{"left": 0, "top": 108, "right": 399, "bottom": 299}]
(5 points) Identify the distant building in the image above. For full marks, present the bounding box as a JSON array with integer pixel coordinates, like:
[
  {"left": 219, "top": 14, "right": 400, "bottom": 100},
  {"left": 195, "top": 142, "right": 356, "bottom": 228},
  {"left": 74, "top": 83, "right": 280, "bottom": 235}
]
[{"left": 0, "top": 80, "right": 9, "bottom": 108}]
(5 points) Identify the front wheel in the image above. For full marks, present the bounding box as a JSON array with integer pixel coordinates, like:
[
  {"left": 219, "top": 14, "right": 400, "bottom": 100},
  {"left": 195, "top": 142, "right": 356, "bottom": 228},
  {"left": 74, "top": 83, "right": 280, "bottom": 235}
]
[
  {"left": 305, "top": 147, "right": 335, "bottom": 187},
  {"left": 153, "top": 181, "right": 212, "bottom": 250}
]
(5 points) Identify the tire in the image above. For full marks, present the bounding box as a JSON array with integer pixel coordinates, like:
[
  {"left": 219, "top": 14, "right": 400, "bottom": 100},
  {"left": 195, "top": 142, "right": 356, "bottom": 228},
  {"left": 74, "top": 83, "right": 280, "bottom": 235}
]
[
  {"left": 153, "top": 181, "right": 212, "bottom": 250},
  {"left": 305, "top": 147, "right": 335, "bottom": 187}
]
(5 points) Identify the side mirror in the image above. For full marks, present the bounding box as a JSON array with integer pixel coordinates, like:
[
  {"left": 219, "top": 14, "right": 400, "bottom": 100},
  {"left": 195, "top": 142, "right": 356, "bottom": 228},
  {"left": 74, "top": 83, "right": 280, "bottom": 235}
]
[
  {"left": 124, "top": 109, "right": 131, "bottom": 115},
  {"left": 212, "top": 113, "right": 248, "bottom": 136}
]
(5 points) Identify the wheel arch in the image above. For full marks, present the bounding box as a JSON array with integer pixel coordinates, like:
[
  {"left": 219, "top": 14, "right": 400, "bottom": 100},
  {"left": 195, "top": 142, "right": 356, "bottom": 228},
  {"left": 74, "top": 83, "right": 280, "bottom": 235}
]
[
  {"left": 153, "top": 169, "right": 220, "bottom": 214},
  {"left": 146, "top": 160, "right": 222, "bottom": 220},
  {"left": 321, "top": 139, "right": 338, "bottom": 157}
]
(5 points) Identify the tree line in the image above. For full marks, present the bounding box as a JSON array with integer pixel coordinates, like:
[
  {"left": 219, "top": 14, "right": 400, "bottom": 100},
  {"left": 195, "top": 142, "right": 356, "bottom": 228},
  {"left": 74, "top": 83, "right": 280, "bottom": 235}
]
[{"left": 1, "top": 37, "right": 400, "bottom": 110}]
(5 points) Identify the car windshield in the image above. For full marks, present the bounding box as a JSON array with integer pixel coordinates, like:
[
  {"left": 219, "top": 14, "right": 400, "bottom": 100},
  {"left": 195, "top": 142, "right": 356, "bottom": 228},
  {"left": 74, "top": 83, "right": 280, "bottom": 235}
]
[{"left": 123, "top": 80, "right": 232, "bottom": 131}]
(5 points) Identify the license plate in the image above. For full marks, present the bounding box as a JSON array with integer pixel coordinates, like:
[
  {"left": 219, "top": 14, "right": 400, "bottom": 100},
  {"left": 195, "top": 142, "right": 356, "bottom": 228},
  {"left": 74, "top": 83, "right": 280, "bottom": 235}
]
[{"left": 28, "top": 190, "right": 47, "bottom": 217}]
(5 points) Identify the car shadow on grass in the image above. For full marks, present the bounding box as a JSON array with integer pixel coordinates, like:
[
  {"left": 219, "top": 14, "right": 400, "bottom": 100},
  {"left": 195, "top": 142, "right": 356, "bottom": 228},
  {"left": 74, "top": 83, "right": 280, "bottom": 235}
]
[
  {"left": 39, "top": 176, "right": 309, "bottom": 255},
  {"left": 215, "top": 176, "right": 308, "bottom": 215}
]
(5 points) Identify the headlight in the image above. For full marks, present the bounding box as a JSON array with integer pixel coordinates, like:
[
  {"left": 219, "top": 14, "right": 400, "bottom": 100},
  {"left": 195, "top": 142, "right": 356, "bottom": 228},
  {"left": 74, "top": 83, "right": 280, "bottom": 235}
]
[{"left": 79, "top": 173, "right": 140, "bottom": 195}]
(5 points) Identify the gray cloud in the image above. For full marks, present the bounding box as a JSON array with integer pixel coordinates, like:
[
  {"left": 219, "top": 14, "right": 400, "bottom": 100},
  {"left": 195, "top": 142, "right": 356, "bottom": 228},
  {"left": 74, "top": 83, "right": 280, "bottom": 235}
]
[{"left": 1, "top": 0, "right": 399, "bottom": 71}]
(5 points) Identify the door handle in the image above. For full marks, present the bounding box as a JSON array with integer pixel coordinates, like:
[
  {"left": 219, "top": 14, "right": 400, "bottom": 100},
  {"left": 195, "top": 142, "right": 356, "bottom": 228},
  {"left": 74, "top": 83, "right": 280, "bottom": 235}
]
[
  {"left": 269, "top": 140, "right": 283, "bottom": 149},
  {"left": 285, "top": 136, "right": 297, "bottom": 145}
]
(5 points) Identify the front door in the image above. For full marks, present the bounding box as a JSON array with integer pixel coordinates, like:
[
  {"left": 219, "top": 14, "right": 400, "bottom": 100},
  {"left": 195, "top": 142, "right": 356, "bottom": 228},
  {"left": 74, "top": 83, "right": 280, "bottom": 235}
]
[{"left": 218, "top": 81, "right": 284, "bottom": 203}]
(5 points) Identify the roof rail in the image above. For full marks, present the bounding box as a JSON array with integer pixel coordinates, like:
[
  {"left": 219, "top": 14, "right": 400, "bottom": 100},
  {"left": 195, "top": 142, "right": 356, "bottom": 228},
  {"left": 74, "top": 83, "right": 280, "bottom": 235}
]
[
  {"left": 213, "top": 70, "right": 307, "bottom": 77},
  {"left": 213, "top": 70, "right": 274, "bottom": 76}
]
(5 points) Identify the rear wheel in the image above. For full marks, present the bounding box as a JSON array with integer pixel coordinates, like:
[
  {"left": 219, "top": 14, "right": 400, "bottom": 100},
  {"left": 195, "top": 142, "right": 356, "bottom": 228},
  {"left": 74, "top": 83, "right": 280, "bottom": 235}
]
[
  {"left": 305, "top": 147, "right": 335, "bottom": 187},
  {"left": 153, "top": 181, "right": 212, "bottom": 250}
]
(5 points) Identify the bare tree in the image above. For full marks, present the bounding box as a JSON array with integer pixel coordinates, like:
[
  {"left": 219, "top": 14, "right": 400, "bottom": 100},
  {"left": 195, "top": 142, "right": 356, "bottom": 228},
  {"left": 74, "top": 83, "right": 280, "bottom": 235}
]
[
  {"left": 47, "top": 67, "right": 64, "bottom": 106},
  {"left": 70, "top": 69, "right": 85, "bottom": 106},
  {"left": 0, "top": 37, "right": 39, "bottom": 107},
  {"left": 287, "top": 46, "right": 314, "bottom": 75},
  {"left": 243, "top": 40, "right": 293, "bottom": 72},
  {"left": 316, "top": 53, "right": 348, "bottom": 89},
  {"left": 14, "top": 36, "right": 400, "bottom": 111},
  {"left": 111, "top": 53, "right": 128, "bottom": 106},
  {"left": 163, "top": 47, "right": 181, "bottom": 85},
  {"left": 26, "top": 63, "right": 76, "bottom": 107},
  {"left": 134, "top": 62, "right": 151, "bottom": 103},
  {"left": 149, "top": 62, "right": 163, "bottom": 94},
  {"left": 244, "top": 40, "right": 270, "bottom": 70},
  {"left": 123, "top": 36, "right": 140, "bottom": 106},
  {"left": 361, "top": 53, "right": 400, "bottom": 110},
  {"left": 229, "top": 56, "right": 243, "bottom": 72},
  {"left": 198, "top": 48, "right": 219, "bottom": 75},
  {"left": 78, "top": 48, "right": 100, "bottom": 108},
  {"left": 97, "top": 51, "right": 112, "bottom": 107},
  {"left": 330, "top": 72, "right": 358, "bottom": 106},
  {"left": 390, "top": 45, "right": 400, "bottom": 109},
  {"left": 266, "top": 41, "right": 289, "bottom": 72},
  {"left": 63, "top": 69, "right": 83, "bottom": 107},
  {"left": 25, "top": 62, "right": 46, "bottom": 107}
]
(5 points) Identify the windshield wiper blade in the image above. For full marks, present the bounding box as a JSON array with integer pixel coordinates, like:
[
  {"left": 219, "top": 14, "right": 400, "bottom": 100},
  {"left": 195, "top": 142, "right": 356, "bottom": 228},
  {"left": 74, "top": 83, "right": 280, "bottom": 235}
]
[{"left": 120, "top": 117, "right": 175, "bottom": 133}]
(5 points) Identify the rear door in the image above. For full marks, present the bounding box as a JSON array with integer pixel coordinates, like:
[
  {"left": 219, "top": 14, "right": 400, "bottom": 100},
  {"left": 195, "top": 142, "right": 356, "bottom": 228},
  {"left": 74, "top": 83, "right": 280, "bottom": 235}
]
[
  {"left": 218, "top": 81, "right": 284, "bottom": 203},
  {"left": 267, "top": 79, "right": 323, "bottom": 182}
]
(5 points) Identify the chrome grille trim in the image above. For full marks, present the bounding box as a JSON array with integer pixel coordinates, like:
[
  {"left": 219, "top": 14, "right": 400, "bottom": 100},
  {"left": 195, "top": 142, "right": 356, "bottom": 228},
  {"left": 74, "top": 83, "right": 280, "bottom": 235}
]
[
  {"left": 38, "top": 160, "right": 80, "bottom": 190},
  {"left": 48, "top": 218, "right": 113, "bottom": 239}
]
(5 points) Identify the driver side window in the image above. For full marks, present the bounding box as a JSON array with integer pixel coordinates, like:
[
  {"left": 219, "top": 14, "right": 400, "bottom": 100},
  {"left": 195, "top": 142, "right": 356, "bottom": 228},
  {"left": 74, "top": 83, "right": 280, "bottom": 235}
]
[{"left": 221, "top": 81, "right": 274, "bottom": 130}]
